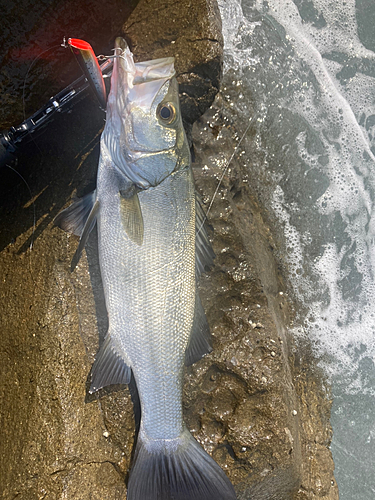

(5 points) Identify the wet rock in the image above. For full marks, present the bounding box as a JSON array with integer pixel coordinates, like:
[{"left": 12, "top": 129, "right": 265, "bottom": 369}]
[{"left": 188, "top": 91, "right": 339, "bottom": 498}]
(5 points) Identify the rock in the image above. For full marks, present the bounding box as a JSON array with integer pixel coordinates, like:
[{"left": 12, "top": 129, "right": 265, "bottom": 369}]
[
  {"left": 0, "top": 0, "right": 337, "bottom": 499},
  {"left": 189, "top": 90, "right": 339, "bottom": 498}
]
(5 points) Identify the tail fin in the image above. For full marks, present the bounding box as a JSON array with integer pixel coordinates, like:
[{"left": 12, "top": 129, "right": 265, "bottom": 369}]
[{"left": 127, "top": 428, "right": 236, "bottom": 500}]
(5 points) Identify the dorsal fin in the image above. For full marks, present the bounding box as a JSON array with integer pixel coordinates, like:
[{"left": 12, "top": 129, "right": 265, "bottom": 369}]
[
  {"left": 195, "top": 192, "right": 215, "bottom": 278},
  {"left": 54, "top": 190, "right": 96, "bottom": 236},
  {"left": 185, "top": 290, "right": 212, "bottom": 366},
  {"left": 70, "top": 199, "right": 100, "bottom": 271}
]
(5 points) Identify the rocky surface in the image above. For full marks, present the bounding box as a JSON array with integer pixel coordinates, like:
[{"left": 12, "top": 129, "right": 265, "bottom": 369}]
[
  {"left": 190, "top": 92, "right": 339, "bottom": 499},
  {"left": 0, "top": 0, "right": 338, "bottom": 499}
]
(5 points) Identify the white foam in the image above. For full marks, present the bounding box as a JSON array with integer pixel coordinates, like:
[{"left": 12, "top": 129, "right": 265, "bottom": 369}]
[
  {"left": 218, "top": 1, "right": 375, "bottom": 494},
  {"left": 218, "top": 0, "right": 375, "bottom": 394}
]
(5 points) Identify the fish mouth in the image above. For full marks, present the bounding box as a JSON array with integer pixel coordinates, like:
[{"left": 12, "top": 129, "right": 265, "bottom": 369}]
[
  {"left": 111, "top": 37, "right": 175, "bottom": 112},
  {"left": 105, "top": 37, "right": 176, "bottom": 121}
]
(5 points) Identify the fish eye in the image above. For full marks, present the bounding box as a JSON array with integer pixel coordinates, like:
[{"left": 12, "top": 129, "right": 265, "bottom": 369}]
[{"left": 157, "top": 103, "right": 176, "bottom": 125}]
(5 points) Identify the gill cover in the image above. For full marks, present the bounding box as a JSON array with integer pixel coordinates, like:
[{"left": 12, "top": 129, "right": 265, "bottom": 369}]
[{"left": 102, "top": 37, "right": 189, "bottom": 189}]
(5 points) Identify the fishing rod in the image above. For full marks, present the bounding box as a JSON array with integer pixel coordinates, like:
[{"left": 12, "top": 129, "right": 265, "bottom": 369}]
[{"left": 0, "top": 39, "right": 112, "bottom": 169}]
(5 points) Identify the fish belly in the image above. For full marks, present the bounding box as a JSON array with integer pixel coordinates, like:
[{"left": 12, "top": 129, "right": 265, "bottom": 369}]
[{"left": 97, "top": 163, "right": 195, "bottom": 440}]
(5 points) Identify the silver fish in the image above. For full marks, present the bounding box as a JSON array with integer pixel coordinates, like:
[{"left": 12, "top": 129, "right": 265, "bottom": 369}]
[{"left": 56, "top": 37, "right": 236, "bottom": 500}]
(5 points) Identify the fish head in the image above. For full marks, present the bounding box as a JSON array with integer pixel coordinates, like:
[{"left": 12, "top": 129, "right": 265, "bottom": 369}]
[{"left": 103, "top": 37, "right": 190, "bottom": 189}]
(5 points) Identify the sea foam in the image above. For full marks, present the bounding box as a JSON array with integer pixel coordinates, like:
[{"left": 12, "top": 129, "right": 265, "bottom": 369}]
[
  {"left": 217, "top": 0, "right": 375, "bottom": 495},
  {"left": 218, "top": 0, "right": 375, "bottom": 389}
]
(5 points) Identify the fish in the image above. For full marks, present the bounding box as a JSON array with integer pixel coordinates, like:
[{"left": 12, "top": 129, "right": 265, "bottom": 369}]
[{"left": 55, "top": 37, "right": 236, "bottom": 500}]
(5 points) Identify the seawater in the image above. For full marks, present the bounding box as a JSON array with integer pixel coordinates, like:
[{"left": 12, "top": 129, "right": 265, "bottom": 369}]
[{"left": 218, "top": 0, "right": 375, "bottom": 497}]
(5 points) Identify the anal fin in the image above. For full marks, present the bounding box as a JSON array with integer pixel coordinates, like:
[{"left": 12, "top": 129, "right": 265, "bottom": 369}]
[{"left": 90, "top": 334, "right": 131, "bottom": 393}]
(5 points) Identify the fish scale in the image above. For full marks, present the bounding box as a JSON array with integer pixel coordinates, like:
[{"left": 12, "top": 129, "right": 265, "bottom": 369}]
[{"left": 98, "top": 160, "right": 196, "bottom": 440}]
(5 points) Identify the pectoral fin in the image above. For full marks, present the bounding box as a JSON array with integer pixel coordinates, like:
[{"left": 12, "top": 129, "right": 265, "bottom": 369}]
[
  {"left": 120, "top": 190, "right": 144, "bottom": 246},
  {"left": 71, "top": 199, "right": 100, "bottom": 271}
]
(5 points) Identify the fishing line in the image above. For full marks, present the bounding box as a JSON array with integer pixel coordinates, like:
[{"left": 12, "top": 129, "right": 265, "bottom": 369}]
[
  {"left": 17, "top": 42, "right": 66, "bottom": 270},
  {"left": 196, "top": 6, "right": 297, "bottom": 239},
  {"left": 196, "top": 112, "right": 258, "bottom": 237}
]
